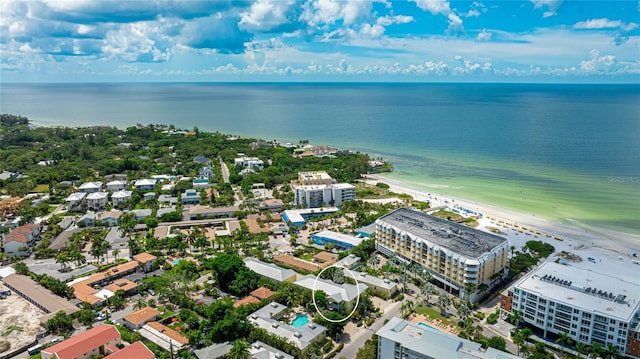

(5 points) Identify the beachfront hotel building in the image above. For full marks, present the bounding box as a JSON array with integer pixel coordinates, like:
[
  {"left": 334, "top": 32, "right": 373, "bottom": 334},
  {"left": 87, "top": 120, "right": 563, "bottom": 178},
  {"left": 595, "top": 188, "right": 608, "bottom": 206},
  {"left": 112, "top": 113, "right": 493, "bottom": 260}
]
[
  {"left": 500, "top": 261, "right": 640, "bottom": 358},
  {"left": 293, "top": 171, "right": 356, "bottom": 208},
  {"left": 375, "top": 208, "right": 509, "bottom": 303},
  {"left": 376, "top": 317, "right": 519, "bottom": 359}
]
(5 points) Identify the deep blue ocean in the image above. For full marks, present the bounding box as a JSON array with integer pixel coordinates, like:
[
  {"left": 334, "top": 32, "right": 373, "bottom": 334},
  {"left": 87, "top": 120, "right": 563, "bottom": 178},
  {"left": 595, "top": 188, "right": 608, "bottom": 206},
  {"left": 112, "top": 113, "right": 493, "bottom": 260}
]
[{"left": 1, "top": 83, "right": 639, "bottom": 235}]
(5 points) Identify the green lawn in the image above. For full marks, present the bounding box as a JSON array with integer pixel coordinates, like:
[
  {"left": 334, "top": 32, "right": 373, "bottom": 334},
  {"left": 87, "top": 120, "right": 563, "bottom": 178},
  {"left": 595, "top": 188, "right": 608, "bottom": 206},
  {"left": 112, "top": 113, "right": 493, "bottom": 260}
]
[{"left": 414, "top": 304, "right": 460, "bottom": 329}]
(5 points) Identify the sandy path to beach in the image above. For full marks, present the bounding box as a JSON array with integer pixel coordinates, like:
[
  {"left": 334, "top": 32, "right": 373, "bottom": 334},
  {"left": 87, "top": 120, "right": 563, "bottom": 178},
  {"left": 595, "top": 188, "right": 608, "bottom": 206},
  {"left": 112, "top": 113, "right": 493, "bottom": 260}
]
[{"left": 363, "top": 174, "right": 640, "bottom": 257}]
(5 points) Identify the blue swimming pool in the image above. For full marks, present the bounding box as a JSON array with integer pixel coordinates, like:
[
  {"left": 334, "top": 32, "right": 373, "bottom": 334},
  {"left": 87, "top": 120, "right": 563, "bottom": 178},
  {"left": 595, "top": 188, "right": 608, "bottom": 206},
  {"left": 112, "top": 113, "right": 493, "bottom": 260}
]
[
  {"left": 173, "top": 259, "right": 181, "bottom": 265},
  {"left": 418, "top": 322, "right": 436, "bottom": 330},
  {"left": 291, "top": 314, "right": 309, "bottom": 328}
]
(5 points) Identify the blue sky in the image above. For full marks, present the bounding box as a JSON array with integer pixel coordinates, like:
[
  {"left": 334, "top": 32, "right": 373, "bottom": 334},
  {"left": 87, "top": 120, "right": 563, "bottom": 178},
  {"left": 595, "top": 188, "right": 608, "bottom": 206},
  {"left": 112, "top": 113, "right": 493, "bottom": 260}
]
[{"left": 1, "top": 0, "right": 639, "bottom": 82}]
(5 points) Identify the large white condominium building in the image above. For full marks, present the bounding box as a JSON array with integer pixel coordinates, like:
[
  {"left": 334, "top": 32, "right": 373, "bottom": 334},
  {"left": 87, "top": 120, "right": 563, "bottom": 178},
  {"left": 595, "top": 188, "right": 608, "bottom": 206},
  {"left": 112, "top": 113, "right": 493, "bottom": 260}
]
[
  {"left": 500, "top": 261, "right": 640, "bottom": 358},
  {"left": 376, "top": 208, "right": 509, "bottom": 303},
  {"left": 377, "top": 317, "right": 519, "bottom": 359}
]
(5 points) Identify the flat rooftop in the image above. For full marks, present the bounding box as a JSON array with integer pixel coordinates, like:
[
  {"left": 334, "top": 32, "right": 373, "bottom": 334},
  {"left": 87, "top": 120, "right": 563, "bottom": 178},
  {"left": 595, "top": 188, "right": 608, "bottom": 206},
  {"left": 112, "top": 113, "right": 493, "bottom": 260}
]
[
  {"left": 312, "top": 230, "right": 363, "bottom": 247},
  {"left": 295, "top": 274, "right": 367, "bottom": 303},
  {"left": 377, "top": 208, "right": 507, "bottom": 259},
  {"left": 513, "top": 261, "right": 640, "bottom": 322}
]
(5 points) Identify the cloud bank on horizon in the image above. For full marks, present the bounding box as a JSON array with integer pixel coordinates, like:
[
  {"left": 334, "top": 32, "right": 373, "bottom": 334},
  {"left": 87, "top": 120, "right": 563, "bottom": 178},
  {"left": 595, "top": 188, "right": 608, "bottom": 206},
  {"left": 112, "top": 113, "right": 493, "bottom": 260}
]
[{"left": 1, "top": 0, "right": 639, "bottom": 82}]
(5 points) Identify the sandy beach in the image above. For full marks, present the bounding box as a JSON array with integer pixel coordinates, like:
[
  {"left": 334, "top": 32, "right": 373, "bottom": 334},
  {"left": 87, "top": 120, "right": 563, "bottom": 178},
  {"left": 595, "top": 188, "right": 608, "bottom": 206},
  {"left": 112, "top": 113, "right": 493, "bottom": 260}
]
[{"left": 363, "top": 174, "right": 640, "bottom": 260}]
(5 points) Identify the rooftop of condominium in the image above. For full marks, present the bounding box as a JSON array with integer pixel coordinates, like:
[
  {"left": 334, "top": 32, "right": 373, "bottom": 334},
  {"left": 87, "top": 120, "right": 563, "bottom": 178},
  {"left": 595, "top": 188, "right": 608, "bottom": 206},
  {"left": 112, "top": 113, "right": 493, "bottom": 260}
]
[{"left": 376, "top": 208, "right": 507, "bottom": 259}]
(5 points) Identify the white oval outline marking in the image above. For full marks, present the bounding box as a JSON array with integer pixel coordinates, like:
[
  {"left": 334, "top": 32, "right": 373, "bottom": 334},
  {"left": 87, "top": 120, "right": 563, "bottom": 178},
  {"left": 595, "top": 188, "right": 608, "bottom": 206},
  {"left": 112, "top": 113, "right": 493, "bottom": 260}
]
[{"left": 312, "top": 264, "right": 361, "bottom": 323}]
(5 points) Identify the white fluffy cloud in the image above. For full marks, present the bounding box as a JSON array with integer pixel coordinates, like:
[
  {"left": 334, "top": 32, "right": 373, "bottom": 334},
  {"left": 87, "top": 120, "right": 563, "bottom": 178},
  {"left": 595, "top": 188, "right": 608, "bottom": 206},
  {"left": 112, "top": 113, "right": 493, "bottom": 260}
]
[
  {"left": 530, "top": 0, "right": 562, "bottom": 17},
  {"left": 579, "top": 49, "right": 618, "bottom": 73},
  {"left": 239, "top": 0, "right": 297, "bottom": 32},
  {"left": 573, "top": 18, "right": 638, "bottom": 31},
  {"left": 411, "top": 0, "right": 451, "bottom": 15},
  {"left": 477, "top": 28, "right": 492, "bottom": 41}
]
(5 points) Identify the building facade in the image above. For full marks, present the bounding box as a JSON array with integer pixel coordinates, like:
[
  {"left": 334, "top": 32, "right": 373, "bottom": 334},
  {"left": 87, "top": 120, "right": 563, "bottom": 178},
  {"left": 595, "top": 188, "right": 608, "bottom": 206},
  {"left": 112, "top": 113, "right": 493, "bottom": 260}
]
[
  {"left": 377, "top": 317, "right": 519, "bottom": 359},
  {"left": 500, "top": 261, "right": 640, "bottom": 358},
  {"left": 376, "top": 208, "right": 509, "bottom": 303}
]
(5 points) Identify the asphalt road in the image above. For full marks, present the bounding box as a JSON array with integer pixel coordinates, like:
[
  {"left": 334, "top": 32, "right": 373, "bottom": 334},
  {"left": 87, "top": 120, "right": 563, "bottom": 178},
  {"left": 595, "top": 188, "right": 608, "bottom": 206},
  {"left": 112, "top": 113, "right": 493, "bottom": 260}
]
[{"left": 334, "top": 300, "right": 403, "bottom": 359}]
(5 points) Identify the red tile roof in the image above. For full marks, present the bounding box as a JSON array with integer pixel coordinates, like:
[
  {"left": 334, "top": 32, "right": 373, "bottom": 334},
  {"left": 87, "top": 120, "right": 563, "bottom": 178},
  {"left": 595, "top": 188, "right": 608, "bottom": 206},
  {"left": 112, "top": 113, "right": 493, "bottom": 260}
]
[
  {"left": 42, "top": 325, "right": 120, "bottom": 359},
  {"left": 124, "top": 307, "right": 160, "bottom": 325},
  {"left": 250, "top": 287, "right": 276, "bottom": 300},
  {"left": 146, "top": 322, "right": 189, "bottom": 345},
  {"left": 108, "top": 341, "right": 155, "bottom": 359},
  {"left": 233, "top": 296, "right": 261, "bottom": 308},
  {"left": 133, "top": 252, "right": 157, "bottom": 263}
]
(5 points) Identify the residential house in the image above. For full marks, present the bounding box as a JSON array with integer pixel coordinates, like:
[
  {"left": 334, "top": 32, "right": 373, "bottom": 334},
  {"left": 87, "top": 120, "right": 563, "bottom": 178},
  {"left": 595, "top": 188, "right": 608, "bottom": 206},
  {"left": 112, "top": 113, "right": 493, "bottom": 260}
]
[
  {"left": 133, "top": 252, "right": 157, "bottom": 272},
  {"left": 294, "top": 275, "right": 367, "bottom": 313},
  {"left": 130, "top": 209, "right": 152, "bottom": 221},
  {"left": 123, "top": 306, "right": 160, "bottom": 330},
  {"left": 111, "top": 190, "right": 133, "bottom": 207},
  {"left": 234, "top": 156, "right": 264, "bottom": 171},
  {"left": 106, "top": 180, "right": 128, "bottom": 192},
  {"left": 193, "top": 155, "right": 211, "bottom": 165},
  {"left": 41, "top": 324, "right": 120, "bottom": 359},
  {"left": 198, "top": 166, "right": 214, "bottom": 179},
  {"left": 247, "top": 302, "right": 325, "bottom": 356},
  {"left": 77, "top": 212, "right": 96, "bottom": 227},
  {"left": 86, "top": 192, "right": 109, "bottom": 211},
  {"left": 355, "top": 272, "right": 398, "bottom": 299},
  {"left": 108, "top": 341, "right": 155, "bottom": 359},
  {"left": 182, "top": 189, "right": 201, "bottom": 205},
  {"left": 258, "top": 198, "right": 283, "bottom": 211},
  {"left": 97, "top": 210, "right": 122, "bottom": 226},
  {"left": 65, "top": 192, "right": 86, "bottom": 212},
  {"left": 243, "top": 257, "right": 297, "bottom": 283},
  {"left": 188, "top": 205, "right": 239, "bottom": 220},
  {"left": 156, "top": 207, "right": 176, "bottom": 219},
  {"left": 193, "top": 178, "right": 209, "bottom": 189},
  {"left": 134, "top": 179, "right": 157, "bottom": 192},
  {"left": 78, "top": 181, "right": 103, "bottom": 193},
  {"left": 158, "top": 195, "right": 178, "bottom": 206},
  {"left": 143, "top": 192, "right": 156, "bottom": 201},
  {"left": 139, "top": 321, "right": 189, "bottom": 352},
  {"left": 248, "top": 341, "right": 293, "bottom": 359}
]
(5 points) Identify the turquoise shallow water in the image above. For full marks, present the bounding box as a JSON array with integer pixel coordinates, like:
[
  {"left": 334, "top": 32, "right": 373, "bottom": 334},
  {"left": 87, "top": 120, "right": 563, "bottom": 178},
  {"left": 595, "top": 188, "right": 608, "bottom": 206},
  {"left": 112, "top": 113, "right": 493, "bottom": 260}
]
[{"left": 1, "top": 83, "right": 638, "bottom": 235}]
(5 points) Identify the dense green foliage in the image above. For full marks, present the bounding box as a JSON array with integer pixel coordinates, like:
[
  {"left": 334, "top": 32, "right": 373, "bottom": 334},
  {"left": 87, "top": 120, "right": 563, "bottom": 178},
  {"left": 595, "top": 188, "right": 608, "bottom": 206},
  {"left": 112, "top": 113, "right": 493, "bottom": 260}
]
[
  {"left": 525, "top": 241, "right": 555, "bottom": 258},
  {"left": 0, "top": 116, "right": 372, "bottom": 199}
]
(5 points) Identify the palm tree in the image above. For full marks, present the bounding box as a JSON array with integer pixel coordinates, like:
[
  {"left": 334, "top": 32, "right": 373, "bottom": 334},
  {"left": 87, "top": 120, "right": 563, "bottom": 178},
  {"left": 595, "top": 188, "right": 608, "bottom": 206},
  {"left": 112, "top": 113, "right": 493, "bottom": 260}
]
[
  {"left": 591, "top": 343, "right": 603, "bottom": 359},
  {"left": 575, "top": 343, "right": 587, "bottom": 358},
  {"left": 70, "top": 249, "right": 86, "bottom": 267},
  {"left": 457, "top": 303, "right": 471, "bottom": 322},
  {"left": 555, "top": 332, "right": 572, "bottom": 354},
  {"left": 368, "top": 254, "right": 380, "bottom": 270},
  {"left": 604, "top": 343, "right": 620, "bottom": 359},
  {"left": 437, "top": 293, "right": 451, "bottom": 315},
  {"left": 112, "top": 249, "right": 121, "bottom": 261},
  {"left": 226, "top": 339, "right": 250, "bottom": 359},
  {"left": 422, "top": 283, "right": 436, "bottom": 304},
  {"left": 56, "top": 252, "right": 70, "bottom": 271},
  {"left": 134, "top": 299, "right": 147, "bottom": 310},
  {"left": 510, "top": 309, "right": 523, "bottom": 328}
]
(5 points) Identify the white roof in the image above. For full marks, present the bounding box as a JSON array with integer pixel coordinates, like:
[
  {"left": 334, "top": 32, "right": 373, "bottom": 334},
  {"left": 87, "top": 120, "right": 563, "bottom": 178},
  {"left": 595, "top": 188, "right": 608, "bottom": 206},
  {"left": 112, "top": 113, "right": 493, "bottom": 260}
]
[
  {"left": 111, "top": 190, "right": 133, "bottom": 198},
  {"left": 79, "top": 181, "right": 102, "bottom": 190},
  {"left": 249, "top": 341, "right": 294, "bottom": 359},
  {"left": 247, "top": 302, "right": 325, "bottom": 351},
  {"left": 65, "top": 192, "right": 87, "bottom": 201},
  {"left": 313, "top": 230, "right": 363, "bottom": 247},
  {"left": 244, "top": 257, "right": 297, "bottom": 282},
  {"left": 295, "top": 274, "right": 367, "bottom": 303},
  {"left": 106, "top": 180, "right": 127, "bottom": 186},
  {"left": 332, "top": 183, "right": 355, "bottom": 190},
  {"left": 377, "top": 317, "right": 519, "bottom": 358},
  {"left": 513, "top": 261, "right": 640, "bottom": 322},
  {"left": 135, "top": 179, "right": 157, "bottom": 186},
  {"left": 335, "top": 255, "right": 361, "bottom": 268},
  {"left": 355, "top": 272, "right": 398, "bottom": 290},
  {"left": 86, "top": 192, "right": 108, "bottom": 200}
]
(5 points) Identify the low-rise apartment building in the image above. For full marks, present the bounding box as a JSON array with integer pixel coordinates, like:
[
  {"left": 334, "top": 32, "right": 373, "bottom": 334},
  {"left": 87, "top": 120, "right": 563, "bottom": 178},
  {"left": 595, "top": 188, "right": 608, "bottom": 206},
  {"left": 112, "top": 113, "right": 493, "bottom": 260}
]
[
  {"left": 500, "top": 261, "right": 640, "bottom": 358},
  {"left": 41, "top": 324, "right": 120, "bottom": 359},
  {"left": 376, "top": 208, "right": 509, "bottom": 303}
]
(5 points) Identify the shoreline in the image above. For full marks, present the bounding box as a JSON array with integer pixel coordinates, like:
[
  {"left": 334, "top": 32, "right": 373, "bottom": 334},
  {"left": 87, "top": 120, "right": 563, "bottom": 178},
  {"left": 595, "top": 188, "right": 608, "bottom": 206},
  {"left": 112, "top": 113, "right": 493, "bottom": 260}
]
[{"left": 364, "top": 173, "right": 640, "bottom": 256}]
